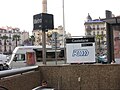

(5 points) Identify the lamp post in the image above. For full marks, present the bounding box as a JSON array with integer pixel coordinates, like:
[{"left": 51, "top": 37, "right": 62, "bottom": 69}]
[
  {"left": 62, "top": 0, "right": 66, "bottom": 63},
  {"left": 62, "top": 0, "right": 65, "bottom": 43}
]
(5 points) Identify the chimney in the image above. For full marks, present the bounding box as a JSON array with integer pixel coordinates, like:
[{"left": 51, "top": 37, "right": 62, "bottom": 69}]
[
  {"left": 42, "top": 0, "right": 47, "bottom": 13},
  {"left": 105, "top": 10, "right": 112, "bottom": 19}
]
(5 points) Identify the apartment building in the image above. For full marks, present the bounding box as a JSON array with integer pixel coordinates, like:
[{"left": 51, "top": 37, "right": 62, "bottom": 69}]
[
  {"left": 0, "top": 26, "right": 29, "bottom": 54},
  {"left": 84, "top": 14, "right": 107, "bottom": 54},
  {"left": 32, "top": 25, "right": 69, "bottom": 47}
]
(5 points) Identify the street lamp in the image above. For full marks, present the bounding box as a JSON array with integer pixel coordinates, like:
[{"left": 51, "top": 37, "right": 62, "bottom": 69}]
[
  {"left": 62, "top": 0, "right": 66, "bottom": 63},
  {"left": 62, "top": 0, "right": 65, "bottom": 43}
]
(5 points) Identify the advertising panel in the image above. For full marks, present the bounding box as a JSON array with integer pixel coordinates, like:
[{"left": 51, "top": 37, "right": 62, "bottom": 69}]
[
  {"left": 33, "top": 13, "right": 54, "bottom": 30},
  {"left": 26, "top": 52, "right": 36, "bottom": 65},
  {"left": 66, "top": 37, "right": 95, "bottom": 63}
]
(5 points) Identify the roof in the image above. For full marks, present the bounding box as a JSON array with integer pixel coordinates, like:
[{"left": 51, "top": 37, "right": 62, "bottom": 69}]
[
  {"left": 86, "top": 13, "right": 92, "bottom": 21},
  {"left": 84, "top": 19, "right": 105, "bottom": 24}
]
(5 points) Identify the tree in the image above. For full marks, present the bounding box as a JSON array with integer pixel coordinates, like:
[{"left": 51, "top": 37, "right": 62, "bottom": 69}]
[
  {"left": 1, "top": 35, "right": 8, "bottom": 53},
  {"left": 96, "top": 34, "right": 105, "bottom": 54},
  {"left": 29, "top": 35, "right": 35, "bottom": 45},
  {"left": 12, "top": 35, "right": 20, "bottom": 47},
  {"left": 47, "top": 32, "right": 52, "bottom": 38},
  {"left": 47, "top": 32, "right": 53, "bottom": 45}
]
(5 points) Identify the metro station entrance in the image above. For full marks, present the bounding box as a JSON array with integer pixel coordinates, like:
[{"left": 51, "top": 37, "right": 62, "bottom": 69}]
[{"left": 106, "top": 17, "right": 120, "bottom": 63}]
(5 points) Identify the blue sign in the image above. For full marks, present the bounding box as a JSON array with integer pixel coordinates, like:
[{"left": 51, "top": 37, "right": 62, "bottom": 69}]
[
  {"left": 66, "top": 37, "right": 95, "bottom": 63},
  {"left": 72, "top": 49, "right": 89, "bottom": 57}
]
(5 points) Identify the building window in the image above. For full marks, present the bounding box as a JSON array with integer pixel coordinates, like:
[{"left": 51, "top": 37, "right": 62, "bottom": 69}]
[
  {"left": 101, "top": 27, "right": 105, "bottom": 30},
  {"left": 93, "top": 25, "right": 95, "bottom": 30},
  {"left": 0, "top": 40, "right": 2, "bottom": 45},
  {"left": 97, "top": 31, "right": 99, "bottom": 35},
  {"left": 87, "top": 33, "right": 91, "bottom": 35},
  {"left": 97, "top": 25, "right": 99, "bottom": 30},
  {"left": 86, "top": 25, "right": 92, "bottom": 30},
  {"left": 9, "top": 42, "right": 12, "bottom": 45},
  {"left": 101, "top": 31, "right": 104, "bottom": 35},
  {"left": 13, "top": 30, "right": 15, "bottom": 33},
  {"left": 4, "top": 30, "right": 7, "bottom": 33},
  {"left": 93, "top": 31, "right": 95, "bottom": 35},
  {"left": 9, "top": 31, "right": 12, "bottom": 33},
  {"left": 1, "top": 30, "right": 3, "bottom": 33}
]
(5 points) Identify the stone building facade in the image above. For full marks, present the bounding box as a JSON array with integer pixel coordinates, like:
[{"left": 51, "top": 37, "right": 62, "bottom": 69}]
[
  {"left": 84, "top": 14, "right": 107, "bottom": 55},
  {"left": 32, "top": 25, "right": 70, "bottom": 47},
  {"left": 0, "top": 26, "right": 29, "bottom": 54}
]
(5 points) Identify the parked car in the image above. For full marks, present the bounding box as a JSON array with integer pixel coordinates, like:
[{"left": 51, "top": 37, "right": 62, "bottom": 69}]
[
  {"left": 98, "top": 55, "right": 107, "bottom": 64},
  {"left": 0, "top": 54, "right": 9, "bottom": 70}
]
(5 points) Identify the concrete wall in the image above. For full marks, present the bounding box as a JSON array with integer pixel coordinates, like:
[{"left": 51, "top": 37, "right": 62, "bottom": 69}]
[
  {"left": 0, "top": 64, "right": 120, "bottom": 90},
  {"left": 39, "top": 64, "right": 120, "bottom": 90},
  {"left": 0, "top": 71, "right": 41, "bottom": 90}
]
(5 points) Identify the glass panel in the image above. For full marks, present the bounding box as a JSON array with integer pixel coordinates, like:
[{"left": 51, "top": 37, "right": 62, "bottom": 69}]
[{"left": 13, "top": 54, "right": 25, "bottom": 61}]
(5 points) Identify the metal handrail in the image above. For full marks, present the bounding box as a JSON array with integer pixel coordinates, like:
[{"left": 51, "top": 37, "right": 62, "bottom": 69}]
[
  {"left": 0, "top": 86, "right": 8, "bottom": 90},
  {"left": 0, "top": 65, "right": 39, "bottom": 78}
]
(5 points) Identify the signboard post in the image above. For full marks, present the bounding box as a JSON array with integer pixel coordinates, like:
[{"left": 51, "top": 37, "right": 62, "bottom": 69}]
[
  {"left": 66, "top": 37, "right": 95, "bottom": 64},
  {"left": 33, "top": 13, "right": 54, "bottom": 64},
  {"left": 51, "top": 32, "right": 60, "bottom": 65}
]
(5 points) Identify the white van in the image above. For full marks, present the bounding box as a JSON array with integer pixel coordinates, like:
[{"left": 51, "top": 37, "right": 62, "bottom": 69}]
[
  {"left": 7, "top": 46, "right": 39, "bottom": 68},
  {"left": 6, "top": 45, "right": 64, "bottom": 69}
]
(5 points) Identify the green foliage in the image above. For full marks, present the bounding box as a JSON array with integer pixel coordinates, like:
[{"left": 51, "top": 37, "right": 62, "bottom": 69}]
[
  {"left": 1, "top": 35, "right": 8, "bottom": 40},
  {"left": 12, "top": 35, "right": 20, "bottom": 41}
]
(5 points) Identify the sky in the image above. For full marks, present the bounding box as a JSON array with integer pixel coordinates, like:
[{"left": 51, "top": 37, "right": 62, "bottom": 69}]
[{"left": 0, "top": 0, "right": 120, "bottom": 36}]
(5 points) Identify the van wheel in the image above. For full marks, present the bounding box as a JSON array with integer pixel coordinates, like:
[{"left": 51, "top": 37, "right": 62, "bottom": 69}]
[{"left": 0, "top": 65, "right": 3, "bottom": 71}]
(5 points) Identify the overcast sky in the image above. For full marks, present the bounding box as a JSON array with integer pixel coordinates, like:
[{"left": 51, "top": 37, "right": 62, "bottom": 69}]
[{"left": 0, "top": 0, "right": 120, "bottom": 36}]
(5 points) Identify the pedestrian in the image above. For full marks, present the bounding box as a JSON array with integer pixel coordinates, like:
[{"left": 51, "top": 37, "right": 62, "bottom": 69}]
[
  {"left": 111, "top": 60, "right": 116, "bottom": 64},
  {"left": 38, "top": 80, "right": 55, "bottom": 90},
  {"left": 41, "top": 80, "right": 48, "bottom": 88}
]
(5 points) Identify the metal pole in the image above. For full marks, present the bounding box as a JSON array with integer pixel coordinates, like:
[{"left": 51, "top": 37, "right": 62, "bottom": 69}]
[
  {"left": 62, "top": 0, "right": 66, "bottom": 63},
  {"left": 42, "top": 30, "right": 46, "bottom": 64},
  {"left": 55, "top": 32, "right": 57, "bottom": 65},
  {"left": 99, "top": 38, "right": 101, "bottom": 54},
  {"left": 62, "top": 0, "right": 65, "bottom": 43},
  {"left": 42, "top": 0, "right": 47, "bottom": 64}
]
